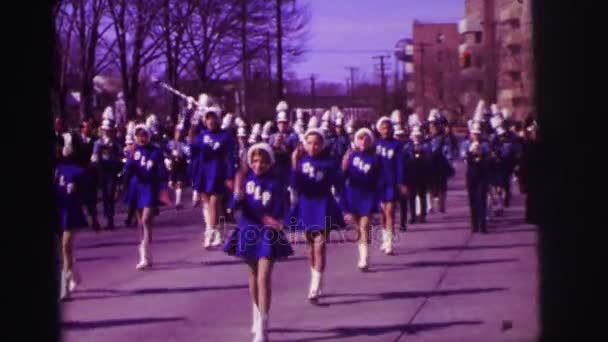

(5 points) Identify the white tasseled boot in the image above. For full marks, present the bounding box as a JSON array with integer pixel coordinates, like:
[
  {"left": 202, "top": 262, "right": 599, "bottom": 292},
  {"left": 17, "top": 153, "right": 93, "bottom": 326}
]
[
  {"left": 384, "top": 229, "right": 394, "bottom": 255},
  {"left": 69, "top": 267, "right": 81, "bottom": 292},
  {"left": 59, "top": 270, "right": 71, "bottom": 301},
  {"left": 211, "top": 228, "right": 223, "bottom": 247},
  {"left": 308, "top": 268, "right": 322, "bottom": 302},
  {"left": 357, "top": 243, "right": 369, "bottom": 271},
  {"left": 380, "top": 230, "right": 388, "bottom": 253},
  {"left": 252, "top": 312, "right": 269, "bottom": 342},
  {"left": 251, "top": 303, "right": 261, "bottom": 334},
  {"left": 135, "top": 241, "right": 151, "bottom": 270}
]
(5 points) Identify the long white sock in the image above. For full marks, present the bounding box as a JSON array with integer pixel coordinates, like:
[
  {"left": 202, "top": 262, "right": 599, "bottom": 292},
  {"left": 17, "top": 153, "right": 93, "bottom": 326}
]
[
  {"left": 175, "top": 188, "right": 182, "bottom": 206},
  {"left": 380, "top": 230, "right": 388, "bottom": 250},
  {"left": 386, "top": 229, "right": 393, "bottom": 253},
  {"left": 251, "top": 303, "right": 260, "bottom": 334},
  {"left": 192, "top": 190, "right": 198, "bottom": 203}
]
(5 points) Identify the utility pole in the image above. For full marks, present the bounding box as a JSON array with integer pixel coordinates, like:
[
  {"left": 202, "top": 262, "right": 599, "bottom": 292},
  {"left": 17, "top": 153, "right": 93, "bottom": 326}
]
[
  {"left": 310, "top": 74, "right": 316, "bottom": 116},
  {"left": 275, "top": 0, "right": 284, "bottom": 102},
  {"left": 345, "top": 66, "right": 357, "bottom": 108},
  {"left": 240, "top": 0, "right": 248, "bottom": 118},
  {"left": 373, "top": 55, "right": 391, "bottom": 114}
]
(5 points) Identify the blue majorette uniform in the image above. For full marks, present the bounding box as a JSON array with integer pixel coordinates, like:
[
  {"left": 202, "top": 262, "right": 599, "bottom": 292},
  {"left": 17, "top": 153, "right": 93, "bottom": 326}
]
[
  {"left": 122, "top": 144, "right": 165, "bottom": 209},
  {"left": 191, "top": 128, "right": 236, "bottom": 194},
  {"left": 289, "top": 151, "right": 345, "bottom": 232},
  {"left": 343, "top": 148, "right": 384, "bottom": 216},
  {"left": 56, "top": 160, "right": 89, "bottom": 232},
  {"left": 375, "top": 136, "right": 403, "bottom": 203},
  {"left": 224, "top": 168, "right": 294, "bottom": 260}
]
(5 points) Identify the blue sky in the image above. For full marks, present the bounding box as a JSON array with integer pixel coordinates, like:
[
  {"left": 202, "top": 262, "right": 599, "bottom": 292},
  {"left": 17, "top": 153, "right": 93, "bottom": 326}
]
[{"left": 292, "top": 0, "right": 464, "bottom": 83}]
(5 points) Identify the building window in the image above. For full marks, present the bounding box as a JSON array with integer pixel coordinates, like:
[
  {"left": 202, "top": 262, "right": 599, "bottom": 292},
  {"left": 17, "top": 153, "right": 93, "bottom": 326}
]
[
  {"left": 436, "top": 33, "right": 445, "bottom": 43},
  {"left": 475, "top": 32, "right": 482, "bottom": 43}
]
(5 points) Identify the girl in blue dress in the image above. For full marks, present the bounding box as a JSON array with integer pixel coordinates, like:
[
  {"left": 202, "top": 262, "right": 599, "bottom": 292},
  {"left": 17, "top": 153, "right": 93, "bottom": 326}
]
[
  {"left": 122, "top": 124, "right": 165, "bottom": 270},
  {"left": 290, "top": 128, "right": 345, "bottom": 303},
  {"left": 374, "top": 116, "right": 404, "bottom": 255},
  {"left": 56, "top": 133, "right": 88, "bottom": 301},
  {"left": 190, "top": 106, "right": 237, "bottom": 249},
  {"left": 224, "top": 142, "right": 293, "bottom": 342},
  {"left": 341, "top": 128, "right": 384, "bottom": 271}
]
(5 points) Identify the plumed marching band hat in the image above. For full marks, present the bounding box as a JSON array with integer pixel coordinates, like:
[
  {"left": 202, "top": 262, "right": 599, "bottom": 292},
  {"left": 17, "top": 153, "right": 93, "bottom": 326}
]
[
  {"left": 276, "top": 111, "right": 289, "bottom": 123},
  {"left": 276, "top": 100, "right": 288, "bottom": 113},
  {"left": 237, "top": 126, "right": 248, "bottom": 137},
  {"left": 307, "top": 116, "right": 319, "bottom": 129},
  {"left": 221, "top": 113, "right": 234, "bottom": 130},
  {"left": 354, "top": 127, "right": 375, "bottom": 145},
  {"left": 391, "top": 109, "right": 402, "bottom": 124},
  {"left": 375, "top": 116, "right": 392, "bottom": 132},
  {"left": 303, "top": 127, "right": 327, "bottom": 146}
]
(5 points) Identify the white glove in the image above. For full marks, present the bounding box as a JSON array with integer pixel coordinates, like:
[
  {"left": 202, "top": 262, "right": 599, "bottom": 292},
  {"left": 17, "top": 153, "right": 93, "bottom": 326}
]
[
  {"left": 66, "top": 183, "right": 75, "bottom": 194},
  {"left": 164, "top": 158, "right": 172, "bottom": 170},
  {"left": 91, "top": 154, "right": 98, "bottom": 163}
]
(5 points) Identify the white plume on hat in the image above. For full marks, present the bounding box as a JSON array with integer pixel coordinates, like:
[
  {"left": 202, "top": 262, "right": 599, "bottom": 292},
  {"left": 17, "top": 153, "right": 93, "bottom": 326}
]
[
  {"left": 320, "top": 120, "right": 330, "bottom": 132},
  {"left": 391, "top": 110, "right": 402, "bottom": 124},
  {"left": 335, "top": 117, "right": 344, "bottom": 126},
  {"left": 470, "top": 121, "right": 482, "bottom": 134},
  {"left": 198, "top": 93, "right": 210, "bottom": 108},
  {"left": 408, "top": 113, "right": 421, "bottom": 127},
  {"left": 101, "top": 119, "right": 113, "bottom": 130},
  {"left": 262, "top": 121, "right": 273, "bottom": 139},
  {"left": 502, "top": 107, "right": 512, "bottom": 119},
  {"left": 321, "top": 110, "right": 331, "bottom": 122},
  {"left": 221, "top": 113, "right": 234, "bottom": 130},
  {"left": 247, "top": 142, "right": 276, "bottom": 168},
  {"left": 394, "top": 124, "right": 405, "bottom": 136},
  {"left": 294, "top": 124, "right": 305, "bottom": 135},
  {"left": 276, "top": 100, "right": 288, "bottom": 113},
  {"left": 276, "top": 111, "right": 289, "bottom": 123},
  {"left": 251, "top": 123, "right": 262, "bottom": 136},
  {"left": 428, "top": 109, "right": 440, "bottom": 122},
  {"left": 330, "top": 106, "right": 339, "bottom": 115},
  {"left": 376, "top": 116, "right": 392, "bottom": 132},
  {"left": 476, "top": 100, "right": 486, "bottom": 113},
  {"left": 490, "top": 103, "right": 499, "bottom": 114},
  {"left": 237, "top": 126, "right": 248, "bottom": 137},
  {"left": 205, "top": 104, "right": 222, "bottom": 119},
  {"left": 125, "top": 134, "right": 134, "bottom": 144},
  {"left": 62, "top": 132, "right": 73, "bottom": 157},
  {"left": 345, "top": 118, "right": 354, "bottom": 134},
  {"left": 146, "top": 114, "right": 157, "bottom": 127},
  {"left": 295, "top": 108, "right": 304, "bottom": 120},
  {"left": 235, "top": 117, "right": 246, "bottom": 128},
  {"left": 102, "top": 106, "right": 114, "bottom": 121},
  {"left": 496, "top": 126, "right": 506, "bottom": 135},
  {"left": 490, "top": 116, "right": 503, "bottom": 129},
  {"left": 126, "top": 121, "right": 136, "bottom": 136},
  {"left": 307, "top": 116, "right": 319, "bottom": 129}
]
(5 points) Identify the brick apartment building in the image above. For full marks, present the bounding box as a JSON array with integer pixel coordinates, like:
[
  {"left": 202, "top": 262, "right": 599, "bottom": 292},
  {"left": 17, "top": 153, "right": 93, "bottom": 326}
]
[
  {"left": 411, "top": 21, "right": 461, "bottom": 122},
  {"left": 459, "top": 0, "right": 534, "bottom": 119}
]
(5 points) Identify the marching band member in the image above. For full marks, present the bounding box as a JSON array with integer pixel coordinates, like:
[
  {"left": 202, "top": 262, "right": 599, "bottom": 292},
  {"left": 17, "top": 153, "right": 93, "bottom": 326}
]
[
  {"left": 165, "top": 125, "right": 189, "bottom": 210},
  {"left": 72, "top": 120, "right": 101, "bottom": 232},
  {"left": 121, "top": 133, "right": 138, "bottom": 227},
  {"left": 290, "top": 127, "right": 345, "bottom": 303},
  {"left": 328, "top": 116, "right": 350, "bottom": 165},
  {"left": 224, "top": 142, "right": 293, "bottom": 342},
  {"left": 190, "top": 104, "right": 236, "bottom": 249},
  {"left": 461, "top": 122, "right": 491, "bottom": 233},
  {"left": 269, "top": 105, "right": 300, "bottom": 202},
  {"left": 374, "top": 116, "right": 402, "bottom": 255},
  {"left": 249, "top": 123, "right": 263, "bottom": 145},
  {"left": 342, "top": 127, "right": 383, "bottom": 270},
  {"left": 427, "top": 117, "right": 454, "bottom": 214},
  {"left": 56, "top": 133, "right": 88, "bottom": 300},
  {"left": 394, "top": 123, "right": 410, "bottom": 231},
  {"left": 122, "top": 124, "right": 165, "bottom": 269},
  {"left": 402, "top": 125, "right": 431, "bottom": 224},
  {"left": 90, "top": 118, "right": 122, "bottom": 230}
]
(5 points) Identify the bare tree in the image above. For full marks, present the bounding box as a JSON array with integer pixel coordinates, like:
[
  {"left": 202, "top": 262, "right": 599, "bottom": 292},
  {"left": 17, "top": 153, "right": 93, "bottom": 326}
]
[{"left": 108, "top": 0, "right": 164, "bottom": 119}]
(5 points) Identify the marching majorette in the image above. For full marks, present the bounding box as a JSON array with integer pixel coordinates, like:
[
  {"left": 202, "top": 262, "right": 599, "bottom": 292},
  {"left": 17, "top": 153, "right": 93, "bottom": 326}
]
[
  {"left": 342, "top": 127, "right": 383, "bottom": 271},
  {"left": 121, "top": 123, "right": 165, "bottom": 269},
  {"left": 290, "top": 127, "right": 345, "bottom": 303},
  {"left": 374, "top": 116, "right": 403, "bottom": 255},
  {"left": 56, "top": 132, "right": 88, "bottom": 300},
  {"left": 461, "top": 121, "right": 491, "bottom": 233},
  {"left": 90, "top": 117, "right": 122, "bottom": 230},
  {"left": 190, "top": 104, "right": 237, "bottom": 249},
  {"left": 165, "top": 125, "right": 190, "bottom": 210},
  {"left": 224, "top": 142, "right": 294, "bottom": 342}
]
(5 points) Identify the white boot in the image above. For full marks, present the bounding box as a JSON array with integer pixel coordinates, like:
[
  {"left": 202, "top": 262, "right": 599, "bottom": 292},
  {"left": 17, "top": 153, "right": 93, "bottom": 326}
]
[
  {"left": 203, "top": 229, "right": 213, "bottom": 249},
  {"left": 251, "top": 303, "right": 260, "bottom": 334},
  {"left": 69, "top": 268, "right": 81, "bottom": 292},
  {"left": 308, "top": 268, "right": 322, "bottom": 301},
  {"left": 357, "top": 243, "right": 369, "bottom": 271},
  {"left": 253, "top": 312, "right": 269, "bottom": 342},
  {"left": 59, "top": 270, "right": 71, "bottom": 301},
  {"left": 211, "top": 229, "right": 223, "bottom": 247},
  {"left": 384, "top": 229, "right": 394, "bottom": 255},
  {"left": 380, "top": 230, "right": 388, "bottom": 253},
  {"left": 135, "top": 241, "right": 151, "bottom": 270}
]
